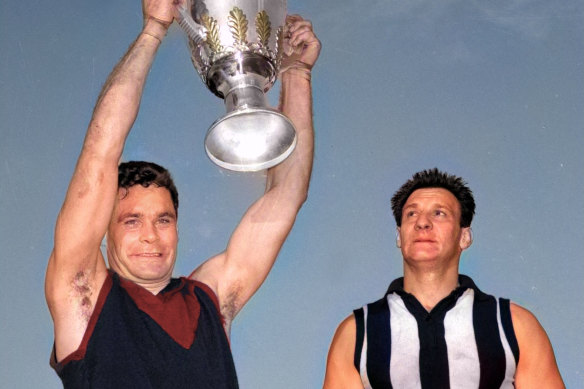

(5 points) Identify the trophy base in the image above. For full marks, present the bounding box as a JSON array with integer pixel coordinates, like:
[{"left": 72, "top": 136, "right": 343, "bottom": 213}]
[{"left": 205, "top": 108, "right": 297, "bottom": 172}]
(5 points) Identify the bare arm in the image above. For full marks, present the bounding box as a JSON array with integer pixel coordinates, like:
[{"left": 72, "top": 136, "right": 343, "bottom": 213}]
[
  {"left": 512, "top": 303, "right": 565, "bottom": 388},
  {"left": 45, "top": 2, "right": 173, "bottom": 362},
  {"left": 323, "top": 315, "right": 364, "bottom": 389},
  {"left": 190, "top": 15, "right": 321, "bottom": 328}
]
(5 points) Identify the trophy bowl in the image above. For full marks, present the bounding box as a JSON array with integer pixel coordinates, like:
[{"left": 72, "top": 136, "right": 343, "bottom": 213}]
[{"left": 178, "top": 0, "right": 296, "bottom": 172}]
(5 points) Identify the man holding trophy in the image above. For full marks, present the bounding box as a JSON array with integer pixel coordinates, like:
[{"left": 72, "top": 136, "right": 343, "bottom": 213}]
[{"left": 45, "top": 0, "right": 320, "bottom": 386}]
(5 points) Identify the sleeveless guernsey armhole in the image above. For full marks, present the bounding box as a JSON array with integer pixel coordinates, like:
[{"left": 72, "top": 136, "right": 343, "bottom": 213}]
[
  {"left": 353, "top": 308, "right": 365, "bottom": 371},
  {"left": 190, "top": 279, "right": 223, "bottom": 325},
  {"left": 51, "top": 272, "right": 114, "bottom": 370},
  {"left": 366, "top": 298, "right": 392, "bottom": 389},
  {"left": 190, "top": 279, "right": 234, "bottom": 345},
  {"left": 499, "top": 298, "right": 520, "bottom": 364}
]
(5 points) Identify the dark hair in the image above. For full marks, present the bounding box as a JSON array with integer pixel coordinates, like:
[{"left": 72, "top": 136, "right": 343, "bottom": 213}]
[
  {"left": 118, "top": 161, "right": 179, "bottom": 215},
  {"left": 390, "top": 168, "right": 475, "bottom": 227}
]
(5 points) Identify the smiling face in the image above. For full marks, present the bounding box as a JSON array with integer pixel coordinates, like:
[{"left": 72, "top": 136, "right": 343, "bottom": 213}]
[
  {"left": 398, "top": 188, "right": 471, "bottom": 271},
  {"left": 106, "top": 185, "right": 178, "bottom": 291}
]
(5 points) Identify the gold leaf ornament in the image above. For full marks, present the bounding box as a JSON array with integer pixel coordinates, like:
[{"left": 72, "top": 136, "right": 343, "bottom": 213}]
[
  {"left": 255, "top": 11, "right": 271, "bottom": 47},
  {"left": 201, "top": 14, "right": 223, "bottom": 53},
  {"left": 228, "top": 7, "right": 248, "bottom": 45}
]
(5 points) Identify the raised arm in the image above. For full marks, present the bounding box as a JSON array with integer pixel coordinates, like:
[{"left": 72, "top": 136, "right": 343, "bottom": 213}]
[
  {"left": 45, "top": 1, "right": 173, "bottom": 362},
  {"left": 190, "top": 15, "right": 321, "bottom": 329},
  {"left": 512, "top": 303, "right": 565, "bottom": 388}
]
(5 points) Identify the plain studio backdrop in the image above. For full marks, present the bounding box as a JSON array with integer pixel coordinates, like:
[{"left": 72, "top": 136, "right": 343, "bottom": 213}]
[{"left": 0, "top": 0, "right": 582, "bottom": 387}]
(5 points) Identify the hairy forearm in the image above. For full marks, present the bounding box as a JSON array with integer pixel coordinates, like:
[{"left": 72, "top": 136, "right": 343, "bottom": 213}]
[
  {"left": 267, "top": 71, "right": 314, "bottom": 201},
  {"left": 88, "top": 24, "right": 164, "bottom": 159},
  {"left": 55, "top": 22, "right": 166, "bottom": 256}
]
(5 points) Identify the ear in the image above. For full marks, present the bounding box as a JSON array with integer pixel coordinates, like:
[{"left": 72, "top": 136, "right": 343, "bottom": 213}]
[
  {"left": 396, "top": 227, "right": 401, "bottom": 248},
  {"left": 459, "top": 227, "right": 473, "bottom": 250}
]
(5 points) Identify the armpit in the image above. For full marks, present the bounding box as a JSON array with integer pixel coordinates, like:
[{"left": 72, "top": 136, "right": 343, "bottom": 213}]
[
  {"left": 220, "top": 280, "right": 245, "bottom": 331},
  {"left": 70, "top": 271, "right": 95, "bottom": 324}
]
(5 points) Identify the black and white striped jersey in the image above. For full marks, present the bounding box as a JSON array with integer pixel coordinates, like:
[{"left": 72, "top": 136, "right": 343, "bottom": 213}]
[{"left": 354, "top": 275, "right": 519, "bottom": 389}]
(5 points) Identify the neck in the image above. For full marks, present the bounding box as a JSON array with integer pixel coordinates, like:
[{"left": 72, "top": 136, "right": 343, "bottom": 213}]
[
  {"left": 402, "top": 264, "right": 459, "bottom": 311},
  {"left": 139, "top": 279, "right": 171, "bottom": 295},
  {"left": 113, "top": 270, "right": 171, "bottom": 295}
]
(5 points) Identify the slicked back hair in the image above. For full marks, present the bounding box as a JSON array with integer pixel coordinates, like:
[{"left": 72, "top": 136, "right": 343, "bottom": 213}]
[
  {"left": 391, "top": 168, "right": 475, "bottom": 227},
  {"left": 118, "top": 161, "right": 179, "bottom": 216}
]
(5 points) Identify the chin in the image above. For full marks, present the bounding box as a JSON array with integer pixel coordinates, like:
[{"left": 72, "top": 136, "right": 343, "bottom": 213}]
[
  {"left": 140, "top": 267, "right": 173, "bottom": 280},
  {"left": 405, "top": 253, "right": 441, "bottom": 264},
  {"left": 407, "top": 249, "right": 439, "bottom": 260},
  {"left": 129, "top": 263, "right": 172, "bottom": 281}
]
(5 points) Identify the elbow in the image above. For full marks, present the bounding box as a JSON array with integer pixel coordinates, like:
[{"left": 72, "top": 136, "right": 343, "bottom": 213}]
[
  {"left": 268, "top": 182, "right": 309, "bottom": 215},
  {"left": 290, "top": 182, "right": 310, "bottom": 210},
  {"left": 267, "top": 171, "right": 311, "bottom": 208},
  {"left": 296, "top": 184, "right": 309, "bottom": 207}
]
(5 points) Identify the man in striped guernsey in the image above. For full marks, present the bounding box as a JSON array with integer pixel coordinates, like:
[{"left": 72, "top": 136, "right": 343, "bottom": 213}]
[{"left": 323, "top": 169, "right": 564, "bottom": 389}]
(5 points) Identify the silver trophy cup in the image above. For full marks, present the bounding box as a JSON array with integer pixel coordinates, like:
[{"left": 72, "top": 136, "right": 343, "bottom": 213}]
[{"left": 177, "top": 0, "right": 296, "bottom": 172}]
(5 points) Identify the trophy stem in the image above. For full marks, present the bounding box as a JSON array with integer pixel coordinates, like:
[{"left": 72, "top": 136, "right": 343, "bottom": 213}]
[{"left": 224, "top": 85, "right": 267, "bottom": 112}]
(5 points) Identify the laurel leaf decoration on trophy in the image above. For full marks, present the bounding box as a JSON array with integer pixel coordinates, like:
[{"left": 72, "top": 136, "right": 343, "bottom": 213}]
[
  {"left": 228, "top": 7, "right": 248, "bottom": 45},
  {"left": 201, "top": 14, "right": 223, "bottom": 53},
  {"left": 255, "top": 10, "right": 271, "bottom": 47}
]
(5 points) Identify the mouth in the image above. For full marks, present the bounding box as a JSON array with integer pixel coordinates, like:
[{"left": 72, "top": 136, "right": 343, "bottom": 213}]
[
  {"left": 414, "top": 239, "right": 435, "bottom": 243},
  {"left": 132, "top": 252, "right": 163, "bottom": 258}
]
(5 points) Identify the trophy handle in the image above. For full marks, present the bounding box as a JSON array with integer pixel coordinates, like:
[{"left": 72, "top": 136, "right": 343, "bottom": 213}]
[{"left": 175, "top": 3, "right": 207, "bottom": 45}]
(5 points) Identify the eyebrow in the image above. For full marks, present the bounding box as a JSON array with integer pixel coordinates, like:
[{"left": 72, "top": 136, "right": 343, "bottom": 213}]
[
  {"left": 117, "top": 212, "right": 142, "bottom": 222},
  {"left": 117, "top": 211, "right": 176, "bottom": 222},
  {"left": 403, "top": 203, "right": 420, "bottom": 211},
  {"left": 403, "top": 202, "right": 453, "bottom": 211}
]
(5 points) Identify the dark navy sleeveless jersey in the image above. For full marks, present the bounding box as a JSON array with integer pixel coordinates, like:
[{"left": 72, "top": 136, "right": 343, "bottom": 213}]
[
  {"left": 354, "top": 275, "right": 519, "bottom": 389},
  {"left": 51, "top": 272, "right": 238, "bottom": 388}
]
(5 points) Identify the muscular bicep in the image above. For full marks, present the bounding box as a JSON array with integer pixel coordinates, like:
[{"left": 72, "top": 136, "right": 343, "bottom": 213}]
[
  {"left": 191, "top": 187, "right": 302, "bottom": 322},
  {"left": 512, "top": 303, "right": 565, "bottom": 389},
  {"left": 323, "top": 315, "right": 364, "bottom": 389}
]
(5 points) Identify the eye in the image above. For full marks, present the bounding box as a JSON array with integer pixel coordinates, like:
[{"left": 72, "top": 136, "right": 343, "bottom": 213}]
[
  {"left": 123, "top": 218, "right": 140, "bottom": 228},
  {"left": 156, "top": 216, "right": 175, "bottom": 227},
  {"left": 434, "top": 210, "right": 446, "bottom": 217},
  {"left": 405, "top": 210, "right": 417, "bottom": 218}
]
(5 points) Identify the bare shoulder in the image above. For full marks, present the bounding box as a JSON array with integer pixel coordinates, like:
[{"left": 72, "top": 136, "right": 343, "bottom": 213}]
[
  {"left": 510, "top": 302, "right": 559, "bottom": 351},
  {"left": 510, "top": 302, "right": 540, "bottom": 326},
  {"left": 323, "top": 314, "right": 363, "bottom": 389},
  {"left": 188, "top": 253, "right": 221, "bottom": 294},
  {"left": 333, "top": 314, "right": 357, "bottom": 345},
  {"left": 510, "top": 302, "right": 565, "bottom": 388}
]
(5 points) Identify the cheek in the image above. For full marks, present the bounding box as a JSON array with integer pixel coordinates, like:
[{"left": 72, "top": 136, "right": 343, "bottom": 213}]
[
  {"left": 161, "top": 229, "right": 178, "bottom": 244},
  {"left": 400, "top": 228, "right": 414, "bottom": 243},
  {"left": 114, "top": 229, "right": 138, "bottom": 248},
  {"left": 443, "top": 230, "right": 461, "bottom": 248}
]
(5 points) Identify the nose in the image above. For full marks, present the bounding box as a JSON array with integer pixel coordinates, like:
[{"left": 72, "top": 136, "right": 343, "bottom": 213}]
[
  {"left": 140, "top": 222, "right": 159, "bottom": 243},
  {"left": 414, "top": 213, "right": 432, "bottom": 231}
]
